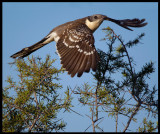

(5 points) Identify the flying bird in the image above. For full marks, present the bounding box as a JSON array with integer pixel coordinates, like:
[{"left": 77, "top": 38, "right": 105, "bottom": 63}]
[{"left": 11, "top": 14, "right": 147, "bottom": 77}]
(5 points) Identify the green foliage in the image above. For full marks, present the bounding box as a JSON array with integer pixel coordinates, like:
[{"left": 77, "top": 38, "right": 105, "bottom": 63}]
[
  {"left": 125, "top": 33, "right": 145, "bottom": 48},
  {"left": 74, "top": 28, "right": 158, "bottom": 132},
  {"left": 116, "top": 44, "right": 125, "bottom": 54},
  {"left": 138, "top": 118, "right": 158, "bottom": 132},
  {"left": 3, "top": 27, "right": 158, "bottom": 132},
  {"left": 3, "top": 55, "right": 70, "bottom": 132}
]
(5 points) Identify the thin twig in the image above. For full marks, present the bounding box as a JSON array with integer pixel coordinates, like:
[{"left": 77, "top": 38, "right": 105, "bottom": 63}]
[
  {"left": 29, "top": 114, "right": 40, "bottom": 132},
  {"left": 115, "top": 111, "right": 118, "bottom": 132},
  {"left": 123, "top": 103, "right": 141, "bottom": 132},
  {"left": 111, "top": 29, "right": 133, "bottom": 76},
  {"left": 95, "top": 86, "right": 98, "bottom": 122},
  {"left": 91, "top": 107, "right": 95, "bottom": 132}
]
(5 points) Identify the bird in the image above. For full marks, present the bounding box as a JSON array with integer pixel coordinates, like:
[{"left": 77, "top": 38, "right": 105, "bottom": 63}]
[{"left": 10, "top": 14, "right": 147, "bottom": 77}]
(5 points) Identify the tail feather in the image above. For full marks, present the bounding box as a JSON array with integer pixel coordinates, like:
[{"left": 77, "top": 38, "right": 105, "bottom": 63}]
[{"left": 10, "top": 37, "right": 49, "bottom": 59}]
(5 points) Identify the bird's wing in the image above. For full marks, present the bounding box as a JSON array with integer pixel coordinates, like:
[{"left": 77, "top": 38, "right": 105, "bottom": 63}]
[{"left": 56, "top": 24, "right": 99, "bottom": 77}]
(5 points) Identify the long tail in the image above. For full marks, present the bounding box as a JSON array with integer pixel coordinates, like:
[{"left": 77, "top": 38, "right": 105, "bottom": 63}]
[{"left": 10, "top": 37, "right": 50, "bottom": 59}]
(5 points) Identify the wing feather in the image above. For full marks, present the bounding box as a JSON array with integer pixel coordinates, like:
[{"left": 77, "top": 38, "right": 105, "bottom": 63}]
[{"left": 56, "top": 23, "right": 98, "bottom": 77}]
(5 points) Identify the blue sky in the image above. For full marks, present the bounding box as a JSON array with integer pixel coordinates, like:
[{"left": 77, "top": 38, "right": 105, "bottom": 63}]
[{"left": 3, "top": 2, "right": 158, "bottom": 132}]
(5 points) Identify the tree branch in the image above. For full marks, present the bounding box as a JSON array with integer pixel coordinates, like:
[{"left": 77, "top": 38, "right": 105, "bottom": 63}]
[
  {"left": 29, "top": 114, "right": 40, "bottom": 132},
  {"left": 115, "top": 111, "right": 118, "bottom": 132},
  {"left": 123, "top": 103, "right": 141, "bottom": 132}
]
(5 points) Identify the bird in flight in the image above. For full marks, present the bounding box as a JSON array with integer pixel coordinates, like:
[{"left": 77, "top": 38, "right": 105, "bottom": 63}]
[{"left": 11, "top": 14, "right": 147, "bottom": 77}]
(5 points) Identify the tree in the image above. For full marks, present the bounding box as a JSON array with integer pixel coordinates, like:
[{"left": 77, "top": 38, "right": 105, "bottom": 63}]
[
  {"left": 3, "top": 28, "right": 158, "bottom": 132},
  {"left": 73, "top": 27, "right": 158, "bottom": 132},
  {"left": 3, "top": 55, "right": 72, "bottom": 132}
]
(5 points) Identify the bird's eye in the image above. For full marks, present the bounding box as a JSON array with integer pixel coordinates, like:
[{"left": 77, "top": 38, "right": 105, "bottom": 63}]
[{"left": 94, "top": 16, "right": 98, "bottom": 19}]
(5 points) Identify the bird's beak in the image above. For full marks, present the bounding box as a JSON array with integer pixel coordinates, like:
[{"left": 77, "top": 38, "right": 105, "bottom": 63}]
[{"left": 103, "top": 16, "right": 148, "bottom": 31}]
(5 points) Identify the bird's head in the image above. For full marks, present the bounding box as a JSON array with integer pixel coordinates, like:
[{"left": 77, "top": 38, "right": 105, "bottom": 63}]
[
  {"left": 85, "top": 14, "right": 147, "bottom": 32},
  {"left": 85, "top": 14, "right": 107, "bottom": 32}
]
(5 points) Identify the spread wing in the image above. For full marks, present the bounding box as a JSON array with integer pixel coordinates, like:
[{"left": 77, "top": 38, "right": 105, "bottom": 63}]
[{"left": 56, "top": 24, "right": 99, "bottom": 77}]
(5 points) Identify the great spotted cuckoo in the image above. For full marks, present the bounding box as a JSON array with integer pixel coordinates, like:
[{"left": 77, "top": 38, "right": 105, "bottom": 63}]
[{"left": 11, "top": 14, "right": 147, "bottom": 77}]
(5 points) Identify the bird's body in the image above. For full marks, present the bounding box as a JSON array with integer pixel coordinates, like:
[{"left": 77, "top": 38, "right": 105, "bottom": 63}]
[{"left": 11, "top": 14, "right": 147, "bottom": 77}]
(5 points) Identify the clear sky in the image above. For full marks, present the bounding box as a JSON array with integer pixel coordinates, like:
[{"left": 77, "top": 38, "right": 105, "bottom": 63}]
[{"left": 3, "top": 2, "right": 158, "bottom": 132}]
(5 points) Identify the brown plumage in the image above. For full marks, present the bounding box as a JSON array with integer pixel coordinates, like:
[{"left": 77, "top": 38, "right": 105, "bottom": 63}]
[{"left": 10, "top": 14, "right": 147, "bottom": 77}]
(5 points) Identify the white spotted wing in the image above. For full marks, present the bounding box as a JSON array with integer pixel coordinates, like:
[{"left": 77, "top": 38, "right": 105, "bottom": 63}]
[{"left": 56, "top": 24, "right": 99, "bottom": 77}]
